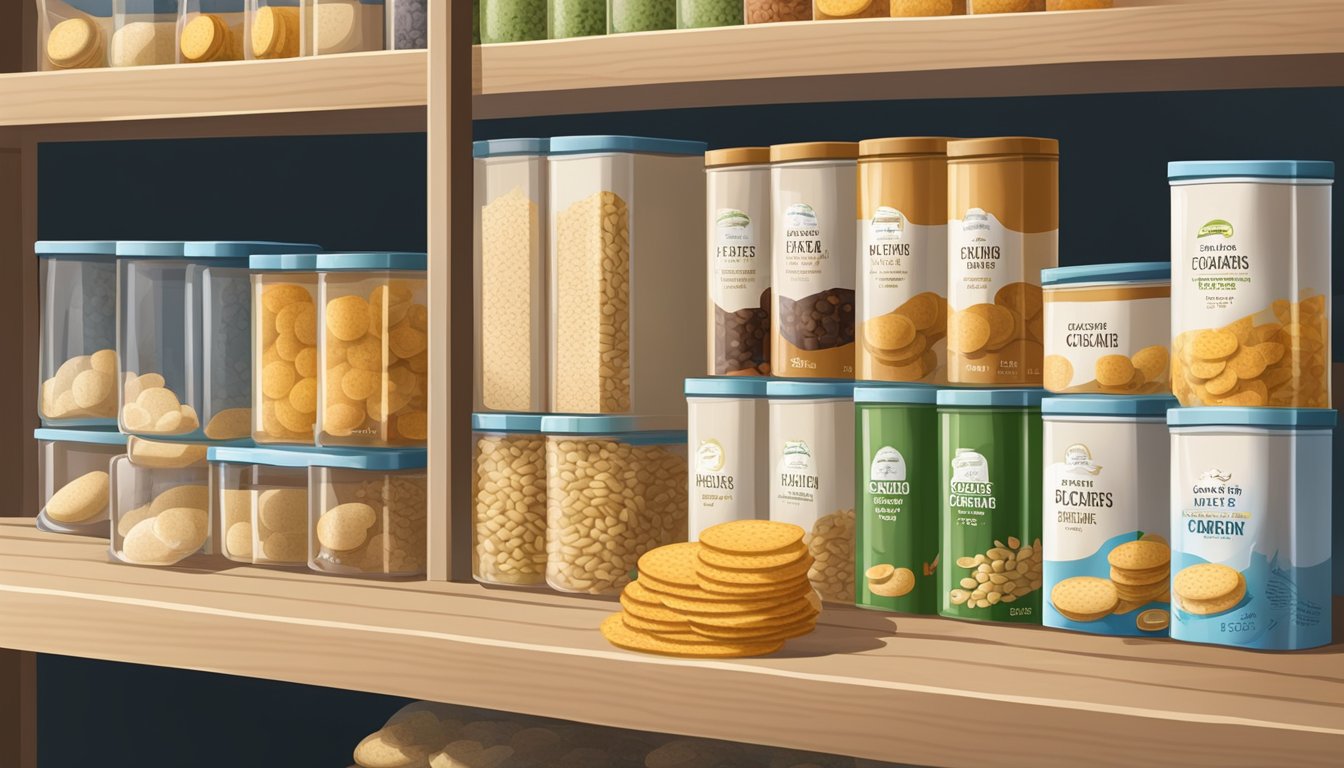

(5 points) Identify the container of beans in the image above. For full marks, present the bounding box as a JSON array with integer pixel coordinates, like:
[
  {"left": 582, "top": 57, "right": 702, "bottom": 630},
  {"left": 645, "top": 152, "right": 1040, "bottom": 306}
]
[
  {"left": 541, "top": 415, "right": 689, "bottom": 595},
  {"left": 110, "top": 438, "right": 213, "bottom": 567},
  {"left": 891, "top": 0, "right": 965, "bottom": 14},
  {"left": 472, "top": 414, "right": 548, "bottom": 586},
  {"left": 746, "top": 0, "right": 810, "bottom": 23},
  {"left": 252, "top": 252, "right": 320, "bottom": 444},
  {"left": 547, "top": 135, "right": 707, "bottom": 415},
  {"left": 316, "top": 252, "right": 428, "bottom": 447},
  {"left": 310, "top": 0, "right": 384, "bottom": 54},
  {"left": 814, "top": 0, "right": 884, "bottom": 19},
  {"left": 706, "top": 148, "right": 771, "bottom": 376},
  {"left": 209, "top": 445, "right": 318, "bottom": 567},
  {"left": 178, "top": 0, "right": 245, "bottom": 63},
  {"left": 111, "top": 0, "right": 179, "bottom": 67},
  {"left": 482, "top": 0, "right": 547, "bottom": 42},
  {"left": 38, "top": 241, "right": 118, "bottom": 426},
  {"left": 309, "top": 447, "right": 428, "bottom": 578},
  {"left": 608, "top": 0, "right": 674, "bottom": 32},
  {"left": 549, "top": 0, "right": 606, "bottom": 38},
  {"left": 35, "top": 427, "right": 127, "bottom": 537},
  {"left": 38, "top": 0, "right": 113, "bottom": 69},
  {"left": 686, "top": 377, "right": 769, "bottom": 538},
  {"left": 386, "top": 0, "right": 427, "bottom": 48},
  {"left": 245, "top": 0, "right": 302, "bottom": 58},
  {"left": 677, "top": 0, "right": 741, "bottom": 28},
  {"left": 474, "top": 138, "right": 549, "bottom": 413},
  {"left": 118, "top": 241, "right": 321, "bottom": 443}
]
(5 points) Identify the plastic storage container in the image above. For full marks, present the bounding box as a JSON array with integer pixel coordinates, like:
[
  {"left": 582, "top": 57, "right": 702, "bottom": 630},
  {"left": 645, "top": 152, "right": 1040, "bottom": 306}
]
[
  {"left": 745, "top": 0, "right": 810, "bottom": 23},
  {"left": 543, "top": 415, "right": 689, "bottom": 595},
  {"left": 608, "top": 0, "right": 674, "bottom": 32},
  {"left": 481, "top": 0, "right": 547, "bottom": 42},
  {"left": 35, "top": 428, "right": 128, "bottom": 537},
  {"left": 386, "top": 0, "right": 427, "bottom": 48},
  {"left": 178, "top": 0, "right": 245, "bottom": 62},
  {"left": 245, "top": 0, "right": 302, "bottom": 58},
  {"left": 968, "top": 0, "right": 1041, "bottom": 12},
  {"left": 706, "top": 147, "right": 771, "bottom": 376},
  {"left": 677, "top": 0, "right": 742, "bottom": 28},
  {"left": 474, "top": 138, "right": 549, "bottom": 413},
  {"left": 548, "top": 136, "right": 707, "bottom": 415},
  {"left": 549, "top": 0, "right": 606, "bottom": 38},
  {"left": 316, "top": 252, "right": 428, "bottom": 447},
  {"left": 686, "top": 377, "right": 769, "bottom": 538},
  {"left": 814, "top": 0, "right": 884, "bottom": 19},
  {"left": 311, "top": 0, "right": 384, "bottom": 54},
  {"left": 309, "top": 447, "right": 428, "bottom": 577},
  {"left": 111, "top": 0, "right": 180, "bottom": 67},
  {"left": 252, "top": 252, "right": 321, "bottom": 444},
  {"left": 110, "top": 438, "right": 212, "bottom": 567},
  {"left": 210, "top": 445, "right": 317, "bottom": 567},
  {"left": 118, "top": 241, "right": 320, "bottom": 443},
  {"left": 891, "top": 0, "right": 965, "bottom": 15},
  {"left": 472, "top": 414, "right": 548, "bottom": 586},
  {"left": 38, "top": 0, "right": 113, "bottom": 69},
  {"left": 38, "top": 240, "right": 118, "bottom": 426}
]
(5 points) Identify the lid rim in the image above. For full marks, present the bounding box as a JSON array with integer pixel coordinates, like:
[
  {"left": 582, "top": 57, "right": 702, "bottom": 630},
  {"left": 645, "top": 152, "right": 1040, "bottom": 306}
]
[
  {"left": 765, "top": 379, "right": 859, "bottom": 399},
  {"left": 685, "top": 377, "right": 771, "bottom": 398},
  {"left": 35, "top": 240, "right": 118, "bottom": 257},
  {"left": 853, "top": 384, "right": 940, "bottom": 405},
  {"left": 705, "top": 147, "right": 771, "bottom": 168},
  {"left": 858, "top": 137, "right": 952, "bottom": 158},
  {"left": 1042, "top": 395, "right": 1179, "bottom": 418},
  {"left": 946, "top": 137, "right": 1060, "bottom": 159},
  {"left": 473, "top": 138, "right": 550, "bottom": 158},
  {"left": 207, "top": 445, "right": 429, "bottom": 469},
  {"left": 548, "top": 135, "right": 707, "bottom": 157},
  {"left": 315, "top": 252, "right": 428, "bottom": 271},
  {"left": 936, "top": 388, "right": 1046, "bottom": 408},
  {"left": 769, "top": 142, "right": 861, "bottom": 163},
  {"left": 33, "top": 427, "right": 128, "bottom": 446},
  {"left": 1168, "top": 160, "right": 1334, "bottom": 182},
  {"left": 1167, "top": 407, "right": 1337, "bottom": 429},
  {"left": 1041, "top": 262, "right": 1172, "bottom": 286}
]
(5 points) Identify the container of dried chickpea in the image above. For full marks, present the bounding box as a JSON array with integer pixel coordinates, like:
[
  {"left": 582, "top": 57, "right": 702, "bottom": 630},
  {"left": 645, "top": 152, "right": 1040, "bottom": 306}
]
[
  {"left": 309, "top": 447, "right": 427, "bottom": 578},
  {"left": 814, "top": 0, "right": 884, "bottom": 20},
  {"left": 245, "top": 0, "right": 302, "bottom": 58},
  {"left": 890, "top": 0, "right": 965, "bottom": 15},
  {"left": 686, "top": 377, "right": 769, "bottom": 538},
  {"left": 608, "top": 0, "right": 674, "bottom": 32},
  {"left": 541, "top": 415, "right": 689, "bottom": 595},
  {"left": 966, "top": 0, "right": 1041, "bottom": 13},
  {"left": 117, "top": 241, "right": 321, "bottom": 443},
  {"left": 37, "top": 0, "right": 113, "bottom": 69},
  {"left": 472, "top": 413, "right": 548, "bottom": 587},
  {"left": 209, "top": 445, "right": 324, "bottom": 568},
  {"left": 316, "top": 252, "right": 428, "bottom": 447},
  {"left": 311, "top": 0, "right": 385, "bottom": 54},
  {"left": 34, "top": 427, "right": 127, "bottom": 538},
  {"left": 110, "top": 438, "right": 213, "bottom": 567},
  {"left": 38, "top": 240, "right": 118, "bottom": 427},
  {"left": 251, "top": 252, "right": 322, "bottom": 444},
  {"left": 111, "top": 0, "right": 181, "bottom": 67},
  {"left": 549, "top": 0, "right": 606, "bottom": 38},
  {"left": 676, "top": 0, "right": 742, "bottom": 28},
  {"left": 482, "top": 0, "right": 547, "bottom": 43},
  {"left": 1169, "top": 160, "right": 1333, "bottom": 408},
  {"left": 474, "top": 138, "right": 549, "bottom": 413},
  {"left": 1040, "top": 262, "right": 1171, "bottom": 395},
  {"left": 745, "top": 0, "right": 810, "bottom": 23},
  {"left": 547, "top": 135, "right": 707, "bottom": 415},
  {"left": 178, "top": 0, "right": 245, "bottom": 63}
]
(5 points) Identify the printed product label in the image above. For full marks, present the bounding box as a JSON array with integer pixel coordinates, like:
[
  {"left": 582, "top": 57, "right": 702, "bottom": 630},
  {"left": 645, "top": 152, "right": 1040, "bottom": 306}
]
[
  {"left": 1042, "top": 289, "right": 1171, "bottom": 394},
  {"left": 708, "top": 165, "right": 771, "bottom": 376},
  {"left": 712, "top": 209, "right": 767, "bottom": 311},
  {"left": 688, "top": 399, "right": 760, "bottom": 537},
  {"left": 857, "top": 208, "right": 948, "bottom": 383}
]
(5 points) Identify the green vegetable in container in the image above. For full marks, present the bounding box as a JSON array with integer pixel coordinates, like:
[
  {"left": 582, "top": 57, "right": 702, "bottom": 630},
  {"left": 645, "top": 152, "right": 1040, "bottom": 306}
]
[
  {"left": 482, "top": 0, "right": 547, "bottom": 43},
  {"left": 550, "top": 0, "right": 607, "bottom": 38},
  {"left": 474, "top": 0, "right": 481, "bottom": 44},
  {"left": 677, "top": 0, "right": 744, "bottom": 28},
  {"left": 609, "top": 0, "right": 675, "bottom": 33}
]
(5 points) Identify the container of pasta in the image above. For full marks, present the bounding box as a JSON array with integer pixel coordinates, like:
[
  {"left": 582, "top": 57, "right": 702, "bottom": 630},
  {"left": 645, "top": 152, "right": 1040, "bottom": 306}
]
[
  {"left": 309, "top": 447, "right": 428, "bottom": 578},
  {"left": 38, "top": 240, "right": 118, "bottom": 426},
  {"left": 1041, "top": 262, "right": 1171, "bottom": 395},
  {"left": 35, "top": 427, "right": 127, "bottom": 537},
  {"left": 1169, "top": 160, "right": 1333, "bottom": 408},
  {"left": 471, "top": 413, "right": 547, "bottom": 587},
  {"left": 686, "top": 377, "right": 769, "bottom": 537}
]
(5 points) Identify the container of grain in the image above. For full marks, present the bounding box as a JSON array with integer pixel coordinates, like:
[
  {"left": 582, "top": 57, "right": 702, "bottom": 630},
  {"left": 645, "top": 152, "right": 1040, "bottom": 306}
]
[
  {"left": 309, "top": 447, "right": 428, "bottom": 578},
  {"left": 857, "top": 137, "right": 950, "bottom": 384},
  {"left": 474, "top": 138, "right": 549, "bottom": 413},
  {"left": 967, "top": 0, "right": 1042, "bottom": 12},
  {"left": 472, "top": 414, "right": 548, "bottom": 586},
  {"left": 245, "top": 0, "right": 303, "bottom": 58},
  {"left": 706, "top": 147, "right": 771, "bottom": 376},
  {"left": 770, "top": 142, "right": 859, "bottom": 379},
  {"left": 542, "top": 414, "right": 689, "bottom": 595},
  {"left": 178, "top": 0, "right": 245, "bottom": 62},
  {"left": 767, "top": 379, "right": 857, "bottom": 602},
  {"left": 548, "top": 135, "right": 707, "bottom": 415},
  {"left": 745, "top": 0, "right": 810, "bottom": 22},
  {"left": 814, "top": 0, "right": 884, "bottom": 19},
  {"left": 677, "top": 0, "right": 742, "bottom": 28},
  {"left": 608, "top": 0, "right": 674, "bottom": 32},
  {"left": 37, "top": 0, "right": 113, "bottom": 69},
  {"left": 1169, "top": 160, "right": 1333, "bottom": 408},
  {"left": 251, "top": 252, "right": 321, "bottom": 444},
  {"left": 946, "top": 137, "right": 1058, "bottom": 386},
  {"left": 38, "top": 241, "right": 118, "bottom": 426},
  {"left": 482, "top": 0, "right": 547, "bottom": 42},
  {"left": 549, "top": 0, "right": 606, "bottom": 37},
  {"left": 111, "top": 0, "right": 180, "bottom": 67},
  {"left": 310, "top": 0, "right": 384, "bottom": 54},
  {"left": 110, "top": 438, "right": 213, "bottom": 567},
  {"left": 890, "top": 0, "right": 965, "bottom": 15},
  {"left": 209, "top": 445, "right": 317, "bottom": 567},
  {"left": 316, "top": 252, "right": 428, "bottom": 447},
  {"left": 35, "top": 428, "right": 127, "bottom": 537},
  {"left": 686, "top": 377, "right": 769, "bottom": 538}
]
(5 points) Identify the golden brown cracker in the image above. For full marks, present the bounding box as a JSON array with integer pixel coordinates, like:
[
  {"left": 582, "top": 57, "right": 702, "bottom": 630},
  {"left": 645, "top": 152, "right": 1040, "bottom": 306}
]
[
  {"left": 1191, "top": 329, "right": 1239, "bottom": 360},
  {"left": 1173, "top": 563, "right": 1241, "bottom": 602},
  {"left": 1131, "top": 345, "right": 1169, "bottom": 382},
  {"left": 1107, "top": 540, "right": 1170, "bottom": 571},
  {"left": 1094, "top": 355, "right": 1136, "bottom": 387},
  {"left": 599, "top": 614, "right": 783, "bottom": 658},
  {"left": 865, "top": 313, "right": 917, "bottom": 351},
  {"left": 893, "top": 292, "right": 941, "bottom": 331},
  {"left": 1051, "top": 577, "right": 1118, "bottom": 622},
  {"left": 949, "top": 310, "right": 991, "bottom": 355},
  {"left": 699, "top": 520, "right": 806, "bottom": 554}
]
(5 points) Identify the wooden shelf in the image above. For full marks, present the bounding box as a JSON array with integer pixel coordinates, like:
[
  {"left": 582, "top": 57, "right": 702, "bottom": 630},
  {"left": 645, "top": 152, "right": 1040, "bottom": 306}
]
[{"left": 2, "top": 520, "right": 1341, "bottom": 767}]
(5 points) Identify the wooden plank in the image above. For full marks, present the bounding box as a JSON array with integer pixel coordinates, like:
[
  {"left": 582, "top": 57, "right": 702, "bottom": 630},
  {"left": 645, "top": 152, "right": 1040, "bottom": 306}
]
[{"left": 0, "top": 522, "right": 1341, "bottom": 767}]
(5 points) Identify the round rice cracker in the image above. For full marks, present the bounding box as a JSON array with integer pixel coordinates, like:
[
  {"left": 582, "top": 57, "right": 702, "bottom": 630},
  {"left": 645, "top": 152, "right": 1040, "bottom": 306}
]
[
  {"left": 869, "top": 567, "right": 916, "bottom": 597},
  {"left": 1177, "top": 573, "right": 1246, "bottom": 616},
  {"left": 697, "top": 575, "right": 813, "bottom": 599},
  {"left": 948, "top": 309, "right": 991, "bottom": 355},
  {"left": 621, "top": 610, "right": 690, "bottom": 634},
  {"left": 1107, "top": 539, "right": 1171, "bottom": 571},
  {"left": 893, "top": 291, "right": 941, "bottom": 331},
  {"left": 1043, "top": 354, "right": 1074, "bottom": 391},
  {"left": 620, "top": 592, "right": 684, "bottom": 624},
  {"left": 1172, "top": 562, "right": 1243, "bottom": 602},
  {"left": 1050, "top": 576, "right": 1118, "bottom": 623},
  {"left": 698, "top": 541, "right": 808, "bottom": 570},
  {"left": 600, "top": 614, "right": 783, "bottom": 658},
  {"left": 1094, "top": 354, "right": 1136, "bottom": 387},
  {"left": 696, "top": 556, "right": 812, "bottom": 585},
  {"left": 864, "top": 313, "right": 917, "bottom": 352},
  {"left": 658, "top": 594, "right": 812, "bottom": 617},
  {"left": 699, "top": 520, "right": 805, "bottom": 555},
  {"left": 620, "top": 578, "right": 666, "bottom": 607},
  {"left": 1109, "top": 565, "right": 1170, "bottom": 586},
  {"left": 685, "top": 604, "right": 817, "bottom": 630},
  {"left": 688, "top": 620, "right": 817, "bottom": 644},
  {"left": 1131, "top": 345, "right": 1169, "bottom": 382},
  {"left": 637, "top": 541, "right": 701, "bottom": 587}
]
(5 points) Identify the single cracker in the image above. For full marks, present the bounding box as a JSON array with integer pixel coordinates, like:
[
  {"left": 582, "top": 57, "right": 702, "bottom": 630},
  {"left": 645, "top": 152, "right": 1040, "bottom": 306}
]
[
  {"left": 1203, "top": 366, "right": 1239, "bottom": 396},
  {"left": 949, "top": 310, "right": 991, "bottom": 355},
  {"left": 1191, "top": 329, "right": 1238, "bottom": 360},
  {"left": 699, "top": 520, "right": 806, "bottom": 555},
  {"left": 1043, "top": 355, "right": 1074, "bottom": 391},
  {"left": 696, "top": 557, "right": 812, "bottom": 585},
  {"left": 698, "top": 542, "right": 809, "bottom": 571},
  {"left": 637, "top": 542, "right": 702, "bottom": 586},
  {"left": 893, "top": 292, "right": 941, "bottom": 331},
  {"left": 864, "top": 313, "right": 917, "bottom": 351},
  {"left": 1107, "top": 540, "right": 1171, "bottom": 571},
  {"left": 1095, "top": 354, "right": 1136, "bottom": 387},
  {"left": 599, "top": 614, "right": 783, "bottom": 658},
  {"left": 1178, "top": 573, "right": 1246, "bottom": 616},
  {"left": 1173, "top": 563, "right": 1242, "bottom": 602},
  {"left": 45, "top": 470, "right": 109, "bottom": 523},
  {"left": 870, "top": 567, "right": 915, "bottom": 598},
  {"left": 1131, "top": 345, "right": 1169, "bottom": 382},
  {"left": 1050, "top": 576, "right": 1119, "bottom": 622},
  {"left": 865, "top": 563, "right": 895, "bottom": 583}
]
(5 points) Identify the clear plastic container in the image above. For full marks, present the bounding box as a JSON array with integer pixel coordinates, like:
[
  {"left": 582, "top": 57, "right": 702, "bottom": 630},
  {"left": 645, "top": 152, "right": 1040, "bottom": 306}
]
[
  {"left": 38, "top": 241, "right": 118, "bottom": 426},
  {"left": 35, "top": 427, "right": 127, "bottom": 537},
  {"left": 316, "top": 253, "right": 428, "bottom": 447},
  {"left": 676, "top": 0, "right": 741, "bottom": 28},
  {"left": 891, "top": 0, "right": 966, "bottom": 15},
  {"left": 245, "top": 0, "right": 303, "bottom": 58},
  {"left": 37, "top": 0, "right": 113, "bottom": 69},
  {"left": 109, "top": 439, "right": 212, "bottom": 567},
  {"left": 549, "top": 0, "right": 606, "bottom": 38},
  {"left": 117, "top": 241, "right": 320, "bottom": 443},
  {"left": 308, "top": 447, "right": 428, "bottom": 578},
  {"left": 111, "top": 0, "right": 181, "bottom": 67},
  {"left": 474, "top": 139, "right": 549, "bottom": 413},
  {"left": 745, "top": 0, "right": 810, "bottom": 23},
  {"left": 813, "top": 0, "right": 884, "bottom": 19},
  {"left": 967, "top": 0, "right": 1042, "bottom": 12},
  {"left": 209, "top": 445, "right": 318, "bottom": 567},
  {"left": 542, "top": 415, "right": 688, "bottom": 595},
  {"left": 178, "top": 0, "right": 245, "bottom": 63},
  {"left": 481, "top": 0, "right": 547, "bottom": 43},
  {"left": 252, "top": 252, "right": 321, "bottom": 444},
  {"left": 472, "top": 414, "right": 547, "bottom": 586},
  {"left": 386, "top": 0, "right": 427, "bottom": 48},
  {"left": 311, "top": 0, "right": 384, "bottom": 54},
  {"left": 608, "top": 0, "right": 674, "bottom": 32},
  {"left": 547, "top": 135, "right": 707, "bottom": 416}
]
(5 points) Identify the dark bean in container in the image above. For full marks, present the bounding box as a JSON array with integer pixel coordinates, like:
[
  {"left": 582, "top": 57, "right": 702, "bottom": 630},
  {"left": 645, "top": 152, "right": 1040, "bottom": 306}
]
[
  {"left": 778, "top": 288, "right": 855, "bottom": 351},
  {"left": 391, "top": 0, "right": 428, "bottom": 49},
  {"left": 713, "top": 288, "right": 771, "bottom": 375}
]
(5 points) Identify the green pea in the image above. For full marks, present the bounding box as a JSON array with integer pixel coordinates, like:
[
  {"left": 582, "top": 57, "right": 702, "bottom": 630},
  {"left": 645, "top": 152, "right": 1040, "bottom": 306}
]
[
  {"left": 677, "top": 0, "right": 743, "bottom": 28},
  {"left": 481, "top": 0, "right": 547, "bottom": 43},
  {"left": 608, "top": 0, "right": 676, "bottom": 33},
  {"left": 550, "top": 0, "right": 607, "bottom": 38}
]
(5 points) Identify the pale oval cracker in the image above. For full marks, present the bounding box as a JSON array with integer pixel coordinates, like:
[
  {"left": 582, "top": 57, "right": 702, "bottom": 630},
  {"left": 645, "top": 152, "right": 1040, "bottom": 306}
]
[
  {"left": 699, "top": 520, "right": 805, "bottom": 554},
  {"left": 1173, "top": 563, "right": 1242, "bottom": 601},
  {"left": 870, "top": 567, "right": 915, "bottom": 597},
  {"left": 1107, "top": 539, "right": 1170, "bottom": 571},
  {"left": 152, "top": 506, "right": 208, "bottom": 552},
  {"left": 1203, "top": 366, "right": 1239, "bottom": 396},
  {"left": 1094, "top": 355, "right": 1136, "bottom": 387},
  {"left": 864, "top": 313, "right": 917, "bottom": 351},
  {"left": 864, "top": 563, "right": 895, "bottom": 583},
  {"left": 45, "top": 470, "right": 109, "bottom": 523},
  {"left": 1043, "top": 355, "right": 1073, "bottom": 392},
  {"left": 1226, "top": 346, "right": 1267, "bottom": 380}
]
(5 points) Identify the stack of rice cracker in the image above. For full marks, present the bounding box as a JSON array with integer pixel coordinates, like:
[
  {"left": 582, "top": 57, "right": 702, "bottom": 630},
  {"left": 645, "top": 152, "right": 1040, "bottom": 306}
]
[{"left": 601, "top": 521, "right": 822, "bottom": 658}]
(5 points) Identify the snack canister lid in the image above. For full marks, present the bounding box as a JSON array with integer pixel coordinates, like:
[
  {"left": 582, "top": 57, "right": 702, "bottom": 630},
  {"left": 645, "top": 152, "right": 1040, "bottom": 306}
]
[
  {"left": 853, "top": 385, "right": 939, "bottom": 405},
  {"left": 1043, "top": 395, "right": 1177, "bottom": 418},
  {"left": 115, "top": 241, "right": 186, "bottom": 258},
  {"left": 250, "top": 253, "right": 319, "bottom": 270},
  {"left": 472, "top": 138, "right": 549, "bottom": 157},
  {"left": 472, "top": 413, "right": 545, "bottom": 432},
  {"left": 858, "top": 137, "right": 950, "bottom": 158},
  {"left": 1167, "top": 407, "right": 1337, "bottom": 429},
  {"left": 548, "top": 136, "right": 707, "bottom": 156},
  {"left": 1041, "top": 262, "right": 1171, "bottom": 286},
  {"left": 705, "top": 147, "right": 771, "bottom": 168},
  {"left": 540, "top": 415, "right": 686, "bottom": 442},
  {"left": 685, "top": 377, "right": 770, "bottom": 398},
  {"left": 766, "top": 379, "right": 859, "bottom": 399},
  {"left": 316, "top": 252, "right": 427, "bottom": 271},
  {"left": 33, "top": 427, "right": 128, "bottom": 446},
  {"left": 1168, "top": 160, "right": 1335, "bottom": 182},
  {"left": 209, "top": 445, "right": 428, "bottom": 469},
  {"left": 937, "top": 388, "right": 1045, "bottom": 408},
  {"left": 947, "top": 137, "right": 1059, "bottom": 159},
  {"left": 35, "top": 240, "right": 117, "bottom": 257},
  {"left": 186, "top": 241, "right": 322, "bottom": 258},
  {"left": 770, "top": 142, "right": 860, "bottom": 164}
]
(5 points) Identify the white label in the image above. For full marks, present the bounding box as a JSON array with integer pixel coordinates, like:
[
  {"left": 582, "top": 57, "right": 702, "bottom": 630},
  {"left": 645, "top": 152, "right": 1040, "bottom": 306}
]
[
  {"left": 1042, "top": 295, "right": 1170, "bottom": 389},
  {"left": 711, "top": 208, "right": 768, "bottom": 312},
  {"left": 948, "top": 209, "right": 1020, "bottom": 306},
  {"left": 689, "top": 398, "right": 763, "bottom": 537},
  {"left": 859, "top": 207, "right": 946, "bottom": 319},
  {"left": 771, "top": 163, "right": 857, "bottom": 301},
  {"left": 768, "top": 399, "right": 855, "bottom": 530}
]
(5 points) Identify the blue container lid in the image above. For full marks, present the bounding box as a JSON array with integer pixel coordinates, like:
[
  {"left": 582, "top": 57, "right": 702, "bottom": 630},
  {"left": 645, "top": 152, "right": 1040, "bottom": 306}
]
[
  {"left": 208, "top": 445, "right": 428, "bottom": 470},
  {"left": 473, "top": 138, "right": 549, "bottom": 158},
  {"left": 853, "top": 385, "right": 939, "bottom": 405},
  {"left": 116, "top": 241, "right": 186, "bottom": 258},
  {"left": 685, "top": 377, "right": 770, "bottom": 398},
  {"left": 316, "top": 252, "right": 427, "bottom": 271},
  {"left": 549, "top": 135, "right": 708, "bottom": 157},
  {"left": 540, "top": 415, "right": 686, "bottom": 443},
  {"left": 937, "top": 388, "right": 1045, "bottom": 408},
  {"left": 766, "top": 379, "right": 858, "bottom": 399},
  {"left": 35, "top": 240, "right": 117, "bottom": 257},
  {"left": 33, "top": 427, "right": 128, "bottom": 446},
  {"left": 1167, "top": 407, "right": 1337, "bottom": 430},
  {"left": 1043, "top": 395, "right": 1178, "bottom": 418},
  {"left": 1168, "top": 160, "right": 1335, "bottom": 182},
  {"left": 250, "top": 253, "right": 319, "bottom": 270},
  {"left": 185, "top": 241, "right": 321, "bottom": 259},
  {"left": 1041, "top": 262, "right": 1170, "bottom": 286},
  {"left": 472, "top": 413, "right": 544, "bottom": 432}
]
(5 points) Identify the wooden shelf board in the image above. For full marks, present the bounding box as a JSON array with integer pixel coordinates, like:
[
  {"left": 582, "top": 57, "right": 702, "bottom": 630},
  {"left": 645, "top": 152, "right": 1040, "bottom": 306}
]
[{"left": 1, "top": 520, "right": 1341, "bottom": 767}]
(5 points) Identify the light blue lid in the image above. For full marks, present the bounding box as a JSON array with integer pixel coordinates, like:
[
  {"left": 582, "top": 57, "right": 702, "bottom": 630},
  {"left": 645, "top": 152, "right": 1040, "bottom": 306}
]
[
  {"left": 937, "top": 388, "right": 1045, "bottom": 408},
  {"left": 1167, "top": 407, "right": 1337, "bottom": 430},
  {"left": 208, "top": 445, "right": 428, "bottom": 469},
  {"left": 472, "top": 413, "right": 544, "bottom": 432},
  {"left": 1168, "top": 161, "right": 1334, "bottom": 182},
  {"left": 250, "top": 253, "right": 319, "bottom": 270},
  {"left": 1041, "top": 262, "right": 1170, "bottom": 286},
  {"left": 766, "top": 379, "right": 858, "bottom": 399},
  {"left": 35, "top": 240, "right": 117, "bottom": 257},
  {"left": 185, "top": 241, "right": 321, "bottom": 259},
  {"left": 540, "top": 415, "right": 686, "bottom": 443},
  {"left": 1043, "top": 395, "right": 1178, "bottom": 418},
  {"left": 33, "top": 427, "right": 128, "bottom": 446},
  {"left": 473, "top": 138, "right": 549, "bottom": 157},
  {"left": 685, "top": 377, "right": 770, "bottom": 398},
  {"left": 853, "top": 385, "right": 939, "bottom": 405},
  {"left": 316, "top": 252, "right": 427, "bottom": 271},
  {"left": 549, "top": 135, "right": 708, "bottom": 157},
  {"left": 116, "top": 241, "right": 186, "bottom": 258}
]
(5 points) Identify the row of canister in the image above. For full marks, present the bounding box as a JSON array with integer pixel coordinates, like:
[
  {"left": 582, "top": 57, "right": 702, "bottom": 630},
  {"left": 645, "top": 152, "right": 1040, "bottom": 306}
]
[
  {"left": 685, "top": 378, "right": 1336, "bottom": 651},
  {"left": 38, "top": 0, "right": 425, "bottom": 70},
  {"left": 39, "top": 241, "right": 428, "bottom": 447},
  {"left": 36, "top": 428, "right": 429, "bottom": 577}
]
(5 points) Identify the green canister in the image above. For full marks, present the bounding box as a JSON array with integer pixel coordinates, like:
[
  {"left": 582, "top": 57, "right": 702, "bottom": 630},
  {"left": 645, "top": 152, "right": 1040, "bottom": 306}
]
[
  {"left": 854, "top": 385, "right": 940, "bottom": 614},
  {"left": 937, "top": 388, "right": 1044, "bottom": 624}
]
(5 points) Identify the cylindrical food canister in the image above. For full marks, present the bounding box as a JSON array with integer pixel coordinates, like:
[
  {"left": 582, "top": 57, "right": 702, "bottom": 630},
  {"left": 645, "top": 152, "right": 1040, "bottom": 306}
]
[
  {"left": 1169, "top": 407, "right": 1335, "bottom": 650},
  {"left": 854, "top": 385, "right": 939, "bottom": 614},
  {"left": 770, "top": 142, "right": 859, "bottom": 379},
  {"left": 767, "top": 379, "right": 856, "bottom": 602},
  {"left": 706, "top": 147, "right": 771, "bottom": 376},
  {"left": 471, "top": 414, "right": 548, "bottom": 586},
  {"left": 814, "top": 0, "right": 884, "bottom": 19},
  {"left": 686, "top": 377, "right": 769, "bottom": 538},
  {"left": 1041, "top": 262, "right": 1171, "bottom": 395},
  {"left": 937, "top": 388, "right": 1043, "bottom": 623},
  {"left": 745, "top": 0, "right": 811, "bottom": 23},
  {"left": 857, "top": 137, "right": 950, "bottom": 384},
  {"left": 1042, "top": 396, "right": 1176, "bottom": 637},
  {"left": 947, "top": 137, "right": 1059, "bottom": 386},
  {"left": 1169, "top": 161, "right": 1333, "bottom": 408}
]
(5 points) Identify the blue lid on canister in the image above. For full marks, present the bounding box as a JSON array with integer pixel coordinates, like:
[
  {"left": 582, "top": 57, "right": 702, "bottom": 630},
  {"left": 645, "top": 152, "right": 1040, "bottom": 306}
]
[
  {"left": 853, "top": 384, "right": 939, "bottom": 405},
  {"left": 1168, "top": 160, "right": 1335, "bottom": 182},
  {"left": 1041, "top": 262, "right": 1170, "bottom": 286},
  {"left": 473, "top": 138, "right": 549, "bottom": 157},
  {"left": 540, "top": 415, "right": 686, "bottom": 443},
  {"left": 765, "top": 380, "right": 858, "bottom": 399},
  {"left": 316, "top": 252, "right": 427, "bottom": 271},
  {"left": 33, "top": 427, "right": 128, "bottom": 446},
  {"left": 685, "top": 377, "right": 770, "bottom": 398},
  {"left": 937, "top": 388, "right": 1045, "bottom": 408},
  {"left": 1167, "top": 407, "right": 1337, "bottom": 430},
  {"left": 250, "top": 253, "right": 319, "bottom": 270},
  {"left": 185, "top": 241, "right": 322, "bottom": 259},
  {"left": 115, "top": 241, "right": 187, "bottom": 258},
  {"left": 208, "top": 444, "right": 428, "bottom": 469},
  {"left": 1042, "top": 395, "right": 1178, "bottom": 418},
  {"left": 35, "top": 240, "right": 117, "bottom": 258},
  {"left": 548, "top": 135, "right": 708, "bottom": 157},
  {"left": 472, "top": 413, "right": 545, "bottom": 432}
]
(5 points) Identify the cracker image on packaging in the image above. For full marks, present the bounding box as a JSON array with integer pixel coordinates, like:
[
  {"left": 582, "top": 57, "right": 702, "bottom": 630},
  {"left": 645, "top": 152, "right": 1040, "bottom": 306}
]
[{"left": 1173, "top": 563, "right": 1247, "bottom": 616}]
